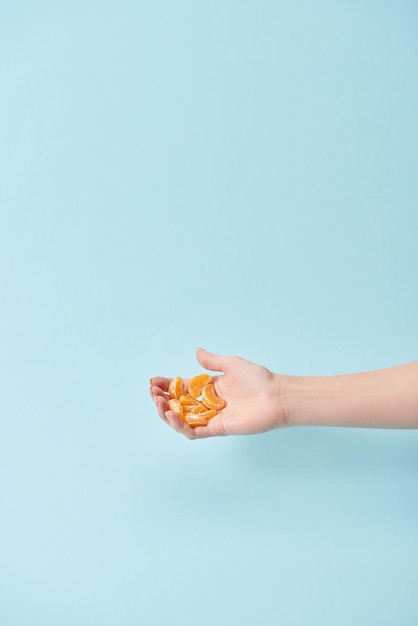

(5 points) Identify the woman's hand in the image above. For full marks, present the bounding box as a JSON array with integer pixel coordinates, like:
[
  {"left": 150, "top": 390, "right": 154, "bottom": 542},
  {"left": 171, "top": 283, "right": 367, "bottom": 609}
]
[{"left": 149, "top": 348, "right": 289, "bottom": 439}]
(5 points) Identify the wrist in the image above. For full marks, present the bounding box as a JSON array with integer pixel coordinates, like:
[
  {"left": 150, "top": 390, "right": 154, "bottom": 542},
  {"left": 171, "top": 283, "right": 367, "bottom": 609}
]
[
  {"left": 276, "top": 374, "right": 326, "bottom": 428},
  {"left": 272, "top": 373, "right": 299, "bottom": 428}
]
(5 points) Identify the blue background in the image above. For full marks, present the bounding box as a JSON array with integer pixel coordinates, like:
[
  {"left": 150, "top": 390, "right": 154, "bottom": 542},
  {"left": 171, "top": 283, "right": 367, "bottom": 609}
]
[{"left": 1, "top": 1, "right": 418, "bottom": 624}]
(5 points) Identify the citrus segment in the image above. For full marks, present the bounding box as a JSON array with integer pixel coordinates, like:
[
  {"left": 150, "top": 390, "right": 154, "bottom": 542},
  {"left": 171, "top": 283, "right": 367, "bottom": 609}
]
[
  {"left": 188, "top": 373, "right": 212, "bottom": 399},
  {"left": 179, "top": 394, "right": 201, "bottom": 406},
  {"left": 181, "top": 403, "right": 207, "bottom": 414},
  {"left": 168, "top": 376, "right": 185, "bottom": 400},
  {"left": 167, "top": 398, "right": 184, "bottom": 417},
  {"left": 198, "top": 408, "right": 217, "bottom": 420},
  {"left": 184, "top": 414, "right": 209, "bottom": 427},
  {"left": 201, "top": 383, "right": 226, "bottom": 410}
]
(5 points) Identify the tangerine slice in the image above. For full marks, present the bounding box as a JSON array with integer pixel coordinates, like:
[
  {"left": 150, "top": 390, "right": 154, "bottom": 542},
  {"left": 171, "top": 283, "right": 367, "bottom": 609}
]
[
  {"left": 181, "top": 403, "right": 207, "bottom": 414},
  {"left": 198, "top": 408, "right": 217, "bottom": 420},
  {"left": 168, "top": 376, "right": 185, "bottom": 400},
  {"left": 201, "top": 383, "right": 226, "bottom": 410},
  {"left": 167, "top": 398, "right": 184, "bottom": 417},
  {"left": 179, "top": 394, "right": 201, "bottom": 406},
  {"left": 184, "top": 414, "right": 209, "bottom": 427},
  {"left": 188, "top": 373, "right": 212, "bottom": 399}
]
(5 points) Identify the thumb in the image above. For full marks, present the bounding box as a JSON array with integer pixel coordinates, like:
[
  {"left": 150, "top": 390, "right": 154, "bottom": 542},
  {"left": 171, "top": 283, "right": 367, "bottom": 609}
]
[{"left": 196, "top": 348, "right": 229, "bottom": 373}]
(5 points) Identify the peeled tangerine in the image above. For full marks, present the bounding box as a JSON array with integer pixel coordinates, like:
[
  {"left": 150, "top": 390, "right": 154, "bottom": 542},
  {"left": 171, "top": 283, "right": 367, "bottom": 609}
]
[
  {"left": 167, "top": 374, "right": 225, "bottom": 427},
  {"left": 201, "top": 383, "right": 226, "bottom": 411},
  {"left": 188, "top": 373, "right": 212, "bottom": 399},
  {"left": 168, "top": 376, "right": 185, "bottom": 400}
]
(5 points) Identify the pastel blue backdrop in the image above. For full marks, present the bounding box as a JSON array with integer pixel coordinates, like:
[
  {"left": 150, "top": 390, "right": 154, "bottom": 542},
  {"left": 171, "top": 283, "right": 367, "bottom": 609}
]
[{"left": 1, "top": 1, "right": 417, "bottom": 625}]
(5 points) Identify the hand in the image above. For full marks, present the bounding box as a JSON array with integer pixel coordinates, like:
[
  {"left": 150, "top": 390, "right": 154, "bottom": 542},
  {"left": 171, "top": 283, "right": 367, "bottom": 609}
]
[{"left": 149, "top": 348, "right": 288, "bottom": 439}]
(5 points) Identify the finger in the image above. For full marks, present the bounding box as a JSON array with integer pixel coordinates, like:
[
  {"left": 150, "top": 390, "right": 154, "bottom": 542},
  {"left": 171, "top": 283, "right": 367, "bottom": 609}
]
[
  {"left": 150, "top": 377, "right": 170, "bottom": 392},
  {"left": 150, "top": 384, "right": 168, "bottom": 399},
  {"left": 154, "top": 395, "right": 170, "bottom": 423},
  {"left": 196, "top": 347, "right": 230, "bottom": 374}
]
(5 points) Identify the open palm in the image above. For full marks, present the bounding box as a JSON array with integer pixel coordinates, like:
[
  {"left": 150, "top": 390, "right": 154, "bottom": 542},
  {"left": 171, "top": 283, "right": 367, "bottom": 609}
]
[{"left": 150, "top": 348, "right": 287, "bottom": 439}]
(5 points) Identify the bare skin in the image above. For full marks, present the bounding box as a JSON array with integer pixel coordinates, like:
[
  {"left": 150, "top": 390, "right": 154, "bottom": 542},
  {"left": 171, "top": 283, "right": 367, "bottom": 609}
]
[{"left": 149, "top": 348, "right": 418, "bottom": 440}]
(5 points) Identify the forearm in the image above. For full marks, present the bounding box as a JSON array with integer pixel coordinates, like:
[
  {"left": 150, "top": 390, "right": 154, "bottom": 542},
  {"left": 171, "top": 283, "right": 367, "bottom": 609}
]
[{"left": 281, "top": 362, "right": 418, "bottom": 429}]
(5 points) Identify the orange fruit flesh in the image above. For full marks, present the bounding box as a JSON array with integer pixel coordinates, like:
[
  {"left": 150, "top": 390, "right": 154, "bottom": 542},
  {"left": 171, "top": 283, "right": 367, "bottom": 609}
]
[
  {"left": 181, "top": 403, "right": 207, "bottom": 414},
  {"left": 197, "top": 408, "right": 217, "bottom": 420},
  {"left": 184, "top": 414, "right": 209, "bottom": 427},
  {"left": 179, "top": 394, "right": 201, "bottom": 406},
  {"left": 188, "top": 373, "right": 212, "bottom": 399},
  {"left": 201, "top": 383, "right": 226, "bottom": 410},
  {"left": 168, "top": 376, "right": 185, "bottom": 400},
  {"left": 167, "top": 373, "right": 226, "bottom": 427},
  {"left": 168, "top": 398, "right": 184, "bottom": 416}
]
